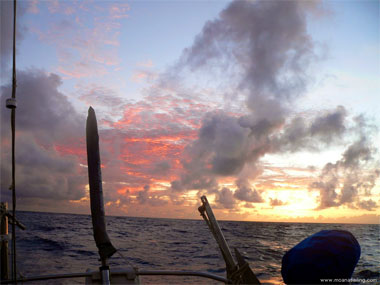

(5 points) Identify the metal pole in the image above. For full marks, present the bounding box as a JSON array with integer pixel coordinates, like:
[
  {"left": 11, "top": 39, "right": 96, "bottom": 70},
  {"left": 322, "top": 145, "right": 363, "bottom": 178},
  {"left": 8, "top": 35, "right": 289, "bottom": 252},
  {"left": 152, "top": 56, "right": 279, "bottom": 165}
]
[
  {"left": 1, "top": 203, "right": 9, "bottom": 280},
  {"left": 200, "top": 196, "right": 236, "bottom": 271},
  {"left": 199, "top": 196, "right": 261, "bottom": 284},
  {"left": 100, "top": 258, "right": 110, "bottom": 285}
]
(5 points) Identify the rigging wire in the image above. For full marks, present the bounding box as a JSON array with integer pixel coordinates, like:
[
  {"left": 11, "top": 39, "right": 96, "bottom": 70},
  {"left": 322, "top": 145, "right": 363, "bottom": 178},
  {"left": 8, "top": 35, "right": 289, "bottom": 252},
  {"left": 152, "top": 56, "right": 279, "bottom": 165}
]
[{"left": 116, "top": 250, "right": 134, "bottom": 269}]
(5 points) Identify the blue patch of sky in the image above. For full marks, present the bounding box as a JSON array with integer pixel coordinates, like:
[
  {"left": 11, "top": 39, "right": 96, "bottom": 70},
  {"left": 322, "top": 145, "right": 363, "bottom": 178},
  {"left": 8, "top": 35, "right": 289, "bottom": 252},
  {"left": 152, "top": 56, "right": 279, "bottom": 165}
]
[
  {"left": 17, "top": 5, "right": 58, "bottom": 73},
  {"left": 299, "top": 0, "right": 379, "bottom": 118},
  {"left": 116, "top": 1, "right": 229, "bottom": 101},
  {"left": 15, "top": 1, "right": 378, "bottom": 122},
  {"left": 309, "top": 0, "right": 379, "bottom": 74},
  {"left": 120, "top": 1, "right": 228, "bottom": 70}
]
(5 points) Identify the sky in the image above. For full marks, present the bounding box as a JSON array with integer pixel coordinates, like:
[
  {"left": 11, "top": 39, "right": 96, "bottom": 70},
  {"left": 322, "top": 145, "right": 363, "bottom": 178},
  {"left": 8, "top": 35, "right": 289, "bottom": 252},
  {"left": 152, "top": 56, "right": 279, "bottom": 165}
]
[{"left": 0, "top": 0, "right": 379, "bottom": 224}]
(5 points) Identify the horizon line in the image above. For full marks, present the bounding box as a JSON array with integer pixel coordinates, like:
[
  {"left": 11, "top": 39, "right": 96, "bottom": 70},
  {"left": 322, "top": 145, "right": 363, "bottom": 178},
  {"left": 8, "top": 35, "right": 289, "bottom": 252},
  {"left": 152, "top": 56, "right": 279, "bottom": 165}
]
[{"left": 15, "top": 209, "right": 380, "bottom": 226}]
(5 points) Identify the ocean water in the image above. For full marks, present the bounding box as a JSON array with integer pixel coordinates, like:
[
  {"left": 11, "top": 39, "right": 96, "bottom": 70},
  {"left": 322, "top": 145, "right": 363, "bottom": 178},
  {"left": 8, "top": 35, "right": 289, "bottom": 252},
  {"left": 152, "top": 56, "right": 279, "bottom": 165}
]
[{"left": 10, "top": 211, "right": 380, "bottom": 284}]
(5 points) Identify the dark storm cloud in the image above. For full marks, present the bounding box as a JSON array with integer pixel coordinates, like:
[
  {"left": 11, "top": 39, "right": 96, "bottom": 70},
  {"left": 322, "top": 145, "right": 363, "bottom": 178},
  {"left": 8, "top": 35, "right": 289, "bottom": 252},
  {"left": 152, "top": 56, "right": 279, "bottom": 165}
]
[{"left": 1, "top": 70, "right": 86, "bottom": 203}]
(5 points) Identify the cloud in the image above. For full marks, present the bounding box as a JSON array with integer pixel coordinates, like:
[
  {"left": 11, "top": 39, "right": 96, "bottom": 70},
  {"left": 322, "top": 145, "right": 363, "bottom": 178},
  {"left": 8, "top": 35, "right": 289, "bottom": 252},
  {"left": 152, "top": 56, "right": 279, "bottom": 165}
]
[
  {"left": 109, "top": 3, "right": 130, "bottom": 20},
  {"left": 197, "top": 113, "right": 251, "bottom": 176},
  {"left": 180, "top": 0, "right": 320, "bottom": 114},
  {"left": 161, "top": 0, "right": 379, "bottom": 214},
  {"left": 311, "top": 135, "right": 379, "bottom": 210},
  {"left": 30, "top": 1, "right": 128, "bottom": 79},
  {"left": 269, "top": 198, "right": 287, "bottom": 207},
  {"left": 342, "top": 137, "right": 373, "bottom": 167},
  {"left": 356, "top": 200, "right": 377, "bottom": 211},
  {"left": 2, "top": 0, "right": 378, "bottom": 219},
  {"left": 1, "top": 70, "right": 84, "bottom": 143},
  {"left": 1, "top": 70, "right": 86, "bottom": 204},
  {"left": 1, "top": 136, "right": 86, "bottom": 201},
  {"left": 234, "top": 179, "right": 264, "bottom": 203},
  {"left": 136, "top": 185, "right": 168, "bottom": 207},
  {"left": 77, "top": 83, "right": 126, "bottom": 119},
  {"left": 170, "top": 111, "right": 272, "bottom": 195},
  {"left": 27, "top": 0, "right": 39, "bottom": 14},
  {"left": 137, "top": 60, "right": 153, "bottom": 68},
  {"left": 310, "top": 106, "right": 347, "bottom": 138},
  {"left": 0, "top": 0, "right": 27, "bottom": 77},
  {"left": 168, "top": 1, "right": 323, "bottom": 201},
  {"left": 3, "top": 83, "right": 201, "bottom": 210},
  {"left": 77, "top": 92, "right": 208, "bottom": 206},
  {"left": 216, "top": 187, "right": 236, "bottom": 209},
  {"left": 131, "top": 71, "right": 157, "bottom": 83},
  {"left": 273, "top": 106, "right": 348, "bottom": 152}
]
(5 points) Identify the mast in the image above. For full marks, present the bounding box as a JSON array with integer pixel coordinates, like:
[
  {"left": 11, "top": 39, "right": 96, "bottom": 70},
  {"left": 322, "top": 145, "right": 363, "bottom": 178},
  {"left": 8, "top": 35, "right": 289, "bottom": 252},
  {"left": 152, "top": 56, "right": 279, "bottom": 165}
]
[{"left": 5, "top": 0, "right": 18, "bottom": 282}]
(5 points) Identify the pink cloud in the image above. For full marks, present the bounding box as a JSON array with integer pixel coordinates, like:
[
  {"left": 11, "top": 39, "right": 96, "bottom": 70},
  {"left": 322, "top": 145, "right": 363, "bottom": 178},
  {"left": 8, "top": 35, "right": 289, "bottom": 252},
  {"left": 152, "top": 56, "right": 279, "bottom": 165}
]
[
  {"left": 64, "top": 6, "right": 75, "bottom": 15},
  {"left": 57, "top": 65, "right": 107, "bottom": 79},
  {"left": 109, "top": 3, "right": 130, "bottom": 19},
  {"left": 27, "top": 0, "right": 39, "bottom": 14},
  {"left": 47, "top": 0, "right": 60, "bottom": 14},
  {"left": 30, "top": 1, "right": 127, "bottom": 79},
  {"left": 98, "top": 95, "right": 204, "bottom": 187},
  {"left": 137, "top": 60, "right": 154, "bottom": 68},
  {"left": 131, "top": 71, "right": 148, "bottom": 82}
]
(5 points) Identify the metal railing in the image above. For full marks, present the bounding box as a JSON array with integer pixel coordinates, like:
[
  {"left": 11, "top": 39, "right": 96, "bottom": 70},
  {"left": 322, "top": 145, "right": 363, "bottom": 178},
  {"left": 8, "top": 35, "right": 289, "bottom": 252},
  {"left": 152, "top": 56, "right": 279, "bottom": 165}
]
[{"left": 0, "top": 269, "right": 228, "bottom": 284}]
